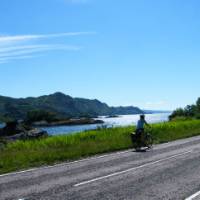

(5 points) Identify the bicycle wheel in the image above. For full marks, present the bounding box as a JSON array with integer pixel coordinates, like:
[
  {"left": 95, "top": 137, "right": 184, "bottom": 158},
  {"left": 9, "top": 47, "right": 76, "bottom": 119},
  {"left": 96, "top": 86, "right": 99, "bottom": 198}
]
[
  {"left": 131, "top": 133, "right": 140, "bottom": 149},
  {"left": 146, "top": 133, "right": 153, "bottom": 149}
]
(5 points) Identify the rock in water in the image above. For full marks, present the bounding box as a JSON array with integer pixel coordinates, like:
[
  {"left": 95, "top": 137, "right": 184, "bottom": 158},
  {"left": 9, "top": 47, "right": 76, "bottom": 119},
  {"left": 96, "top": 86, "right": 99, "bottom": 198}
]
[
  {"left": 3, "top": 129, "right": 48, "bottom": 141},
  {"left": 0, "top": 121, "right": 48, "bottom": 141},
  {"left": 27, "top": 128, "right": 48, "bottom": 139}
]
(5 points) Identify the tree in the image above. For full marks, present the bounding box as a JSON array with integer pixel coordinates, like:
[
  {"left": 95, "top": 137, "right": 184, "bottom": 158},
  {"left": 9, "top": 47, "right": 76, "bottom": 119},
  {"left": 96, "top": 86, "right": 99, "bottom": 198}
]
[
  {"left": 196, "top": 98, "right": 200, "bottom": 111},
  {"left": 169, "top": 108, "right": 185, "bottom": 120},
  {"left": 170, "top": 97, "right": 200, "bottom": 120},
  {"left": 26, "top": 110, "right": 58, "bottom": 124},
  {"left": 184, "top": 105, "right": 196, "bottom": 117}
]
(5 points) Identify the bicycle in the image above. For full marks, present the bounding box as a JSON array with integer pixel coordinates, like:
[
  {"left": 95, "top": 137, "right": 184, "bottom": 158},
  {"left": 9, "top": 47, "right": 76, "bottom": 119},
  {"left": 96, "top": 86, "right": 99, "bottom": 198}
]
[{"left": 131, "top": 129, "right": 153, "bottom": 151}]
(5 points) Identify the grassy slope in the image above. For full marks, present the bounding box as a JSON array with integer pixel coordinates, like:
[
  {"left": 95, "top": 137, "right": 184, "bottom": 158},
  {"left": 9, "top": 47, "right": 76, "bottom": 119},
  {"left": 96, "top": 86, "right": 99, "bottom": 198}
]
[{"left": 1, "top": 120, "right": 200, "bottom": 174}]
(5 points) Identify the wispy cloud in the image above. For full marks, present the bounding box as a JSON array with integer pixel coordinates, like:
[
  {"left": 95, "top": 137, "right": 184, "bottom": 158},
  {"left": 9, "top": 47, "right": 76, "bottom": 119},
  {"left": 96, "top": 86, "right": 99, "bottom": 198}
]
[
  {"left": 0, "top": 31, "right": 94, "bottom": 64},
  {"left": 0, "top": 55, "right": 38, "bottom": 64},
  {"left": 0, "top": 31, "right": 95, "bottom": 43},
  {"left": 0, "top": 44, "right": 81, "bottom": 53}
]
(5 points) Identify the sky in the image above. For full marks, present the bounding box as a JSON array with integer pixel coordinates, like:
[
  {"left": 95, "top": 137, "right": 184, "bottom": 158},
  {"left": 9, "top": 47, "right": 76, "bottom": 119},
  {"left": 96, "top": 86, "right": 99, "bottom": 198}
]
[{"left": 0, "top": 0, "right": 200, "bottom": 110}]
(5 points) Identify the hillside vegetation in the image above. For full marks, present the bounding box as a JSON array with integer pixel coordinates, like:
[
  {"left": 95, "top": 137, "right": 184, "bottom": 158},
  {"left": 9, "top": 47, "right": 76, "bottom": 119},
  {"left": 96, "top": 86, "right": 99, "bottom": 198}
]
[
  {"left": 1, "top": 120, "right": 200, "bottom": 174},
  {"left": 170, "top": 97, "right": 200, "bottom": 120},
  {"left": 0, "top": 92, "right": 143, "bottom": 121}
]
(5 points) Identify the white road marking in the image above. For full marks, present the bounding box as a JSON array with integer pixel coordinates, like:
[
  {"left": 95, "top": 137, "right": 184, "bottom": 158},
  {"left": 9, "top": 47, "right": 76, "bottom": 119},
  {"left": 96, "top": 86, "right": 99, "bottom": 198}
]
[
  {"left": 0, "top": 149, "right": 132, "bottom": 178},
  {"left": 74, "top": 150, "right": 192, "bottom": 187},
  {"left": 185, "top": 191, "right": 200, "bottom": 200}
]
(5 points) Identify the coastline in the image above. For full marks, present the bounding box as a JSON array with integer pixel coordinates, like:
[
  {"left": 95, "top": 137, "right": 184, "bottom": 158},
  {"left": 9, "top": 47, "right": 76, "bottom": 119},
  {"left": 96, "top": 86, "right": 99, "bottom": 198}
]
[{"left": 32, "top": 118, "right": 104, "bottom": 127}]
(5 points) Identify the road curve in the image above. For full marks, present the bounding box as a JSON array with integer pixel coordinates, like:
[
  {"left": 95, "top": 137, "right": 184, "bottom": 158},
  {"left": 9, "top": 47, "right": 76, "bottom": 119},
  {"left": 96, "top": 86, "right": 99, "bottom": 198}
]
[{"left": 1, "top": 136, "right": 200, "bottom": 200}]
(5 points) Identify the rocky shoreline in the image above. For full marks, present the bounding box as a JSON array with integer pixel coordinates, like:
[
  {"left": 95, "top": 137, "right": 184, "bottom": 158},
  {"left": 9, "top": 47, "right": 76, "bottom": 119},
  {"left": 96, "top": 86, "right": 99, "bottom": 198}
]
[
  {"left": 0, "top": 118, "right": 104, "bottom": 144},
  {"left": 0, "top": 121, "right": 48, "bottom": 143}
]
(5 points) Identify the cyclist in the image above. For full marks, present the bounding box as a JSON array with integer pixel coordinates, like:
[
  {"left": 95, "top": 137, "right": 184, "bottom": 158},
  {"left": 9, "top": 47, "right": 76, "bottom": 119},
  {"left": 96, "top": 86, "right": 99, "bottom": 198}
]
[{"left": 135, "top": 114, "right": 150, "bottom": 148}]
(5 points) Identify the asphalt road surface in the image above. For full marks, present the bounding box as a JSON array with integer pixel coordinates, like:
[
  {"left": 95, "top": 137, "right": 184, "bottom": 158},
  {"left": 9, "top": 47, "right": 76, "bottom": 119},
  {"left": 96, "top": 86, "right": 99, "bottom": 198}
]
[{"left": 1, "top": 136, "right": 200, "bottom": 200}]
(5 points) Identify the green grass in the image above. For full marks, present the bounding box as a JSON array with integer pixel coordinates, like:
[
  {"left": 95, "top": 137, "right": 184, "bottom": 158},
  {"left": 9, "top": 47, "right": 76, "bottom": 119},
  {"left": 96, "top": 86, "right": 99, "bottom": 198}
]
[{"left": 1, "top": 120, "right": 200, "bottom": 174}]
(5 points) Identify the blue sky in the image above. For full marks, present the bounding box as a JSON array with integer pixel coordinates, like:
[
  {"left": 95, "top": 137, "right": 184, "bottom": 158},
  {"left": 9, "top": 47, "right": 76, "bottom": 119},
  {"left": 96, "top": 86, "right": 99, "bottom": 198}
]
[{"left": 0, "top": 0, "right": 200, "bottom": 110}]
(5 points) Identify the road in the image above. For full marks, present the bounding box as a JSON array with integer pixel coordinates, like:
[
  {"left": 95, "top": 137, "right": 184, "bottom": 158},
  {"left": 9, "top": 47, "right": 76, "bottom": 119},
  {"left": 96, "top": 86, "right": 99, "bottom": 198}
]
[{"left": 1, "top": 136, "right": 200, "bottom": 200}]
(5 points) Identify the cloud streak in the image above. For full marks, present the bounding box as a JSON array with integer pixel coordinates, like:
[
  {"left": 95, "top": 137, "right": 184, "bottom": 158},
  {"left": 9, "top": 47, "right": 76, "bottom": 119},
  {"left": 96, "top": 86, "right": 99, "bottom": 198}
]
[
  {"left": 0, "top": 31, "right": 95, "bottom": 43},
  {"left": 0, "top": 44, "right": 81, "bottom": 53},
  {"left": 0, "top": 31, "right": 94, "bottom": 63}
]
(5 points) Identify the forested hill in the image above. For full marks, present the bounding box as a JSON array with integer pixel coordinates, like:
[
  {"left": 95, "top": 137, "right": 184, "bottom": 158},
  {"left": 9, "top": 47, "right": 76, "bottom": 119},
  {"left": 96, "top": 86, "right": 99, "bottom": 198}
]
[{"left": 0, "top": 92, "right": 143, "bottom": 120}]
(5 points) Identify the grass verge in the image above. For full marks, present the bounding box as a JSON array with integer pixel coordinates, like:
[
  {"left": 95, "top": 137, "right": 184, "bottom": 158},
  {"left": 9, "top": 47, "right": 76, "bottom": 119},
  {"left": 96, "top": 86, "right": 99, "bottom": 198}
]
[{"left": 1, "top": 120, "right": 200, "bottom": 174}]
